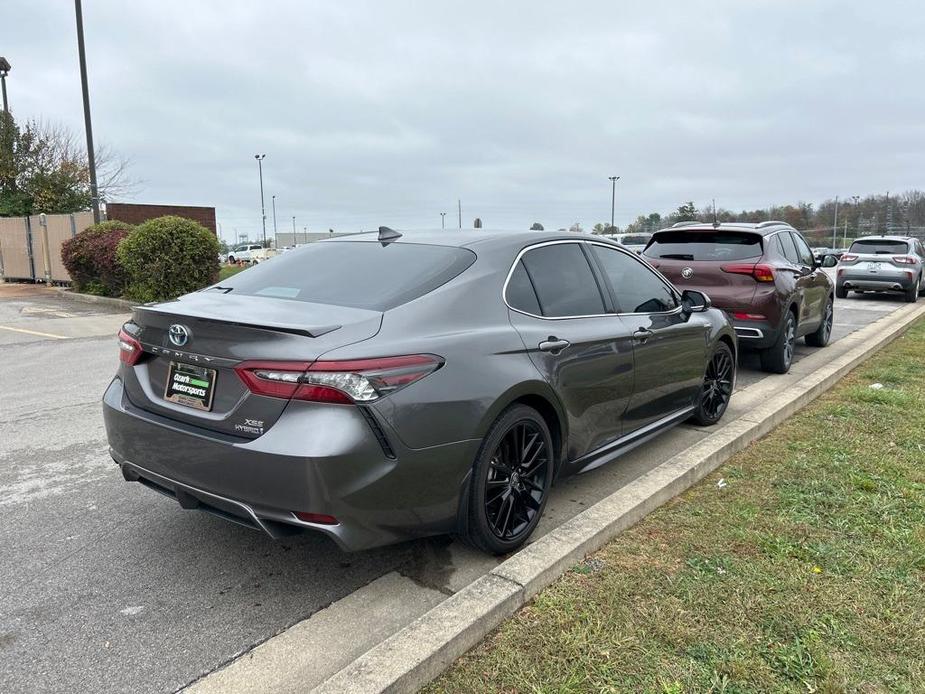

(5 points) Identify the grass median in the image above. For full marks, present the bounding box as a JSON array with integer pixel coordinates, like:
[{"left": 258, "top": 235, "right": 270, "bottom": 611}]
[{"left": 428, "top": 319, "right": 925, "bottom": 693}]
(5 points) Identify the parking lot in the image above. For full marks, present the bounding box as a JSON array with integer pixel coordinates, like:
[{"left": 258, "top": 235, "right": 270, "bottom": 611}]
[{"left": 0, "top": 274, "right": 913, "bottom": 693}]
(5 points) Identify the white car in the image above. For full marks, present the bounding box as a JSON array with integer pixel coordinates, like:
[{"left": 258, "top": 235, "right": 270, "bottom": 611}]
[{"left": 227, "top": 244, "right": 277, "bottom": 264}]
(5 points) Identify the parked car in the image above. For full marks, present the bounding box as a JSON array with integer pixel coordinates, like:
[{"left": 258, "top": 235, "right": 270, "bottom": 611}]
[
  {"left": 104, "top": 229, "right": 736, "bottom": 554},
  {"left": 608, "top": 232, "right": 652, "bottom": 254},
  {"left": 835, "top": 235, "right": 925, "bottom": 302},
  {"left": 643, "top": 221, "right": 834, "bottom": 374},
  {"left": 227, "top": 243, "right": 277, "bottom": 264}
]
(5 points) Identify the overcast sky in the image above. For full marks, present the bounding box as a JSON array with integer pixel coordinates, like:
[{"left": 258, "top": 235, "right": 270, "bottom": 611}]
[{"left": 4, "top": 0, "right": 924, "bottom": 239}]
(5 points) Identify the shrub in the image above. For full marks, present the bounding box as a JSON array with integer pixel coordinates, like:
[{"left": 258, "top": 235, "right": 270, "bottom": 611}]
[
  {"left": 60, "top": 220, "right": 135, "bottom": 296},
  {"left": 117, "top": 215, "right": 220, "bottom": 303}
]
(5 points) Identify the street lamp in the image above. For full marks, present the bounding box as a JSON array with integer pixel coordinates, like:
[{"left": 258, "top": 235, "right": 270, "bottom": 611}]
[
  {"left": 254, "top": 154, "right": 267, "bottom": 246},
  {"left": 440, "top": 212, "right": 446, "bottom": 229},
  {"left": 0, "top": 56, "right": 11, "bottom": 112},
  {"left": 74, "top": 2, "right": 100, "bottom": 223},
  {"left": 608, "top": 176, "right": 620, "bottom": 232},
  {"left": 271, "top": 194, "right": 278, "bottom": 248}
]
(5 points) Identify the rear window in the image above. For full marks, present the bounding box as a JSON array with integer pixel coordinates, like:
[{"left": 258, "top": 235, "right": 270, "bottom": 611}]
[
  {"left": 644, "top": 231, "right": 763, "bottom": 261},
  {"left": 619, "top": 235, "right": 651, "bottom": 245},
  {"left": 849, "top": 239, "right": 910, "bottom": 255},
  {"left": 217, "top": 241, "right": 476, "bottom": 311}
]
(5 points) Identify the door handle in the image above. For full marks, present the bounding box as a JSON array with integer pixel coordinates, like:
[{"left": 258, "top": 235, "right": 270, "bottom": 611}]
[
  {"left": 538, "top": 337, "right": 570, "bottom": 354},
  {"left": 633, "top": 328, "right": 654, "bottom": 342}
]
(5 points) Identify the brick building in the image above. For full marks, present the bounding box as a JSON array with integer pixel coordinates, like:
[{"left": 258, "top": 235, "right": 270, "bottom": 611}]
[{"left": 105, "top": 203, "right": 217, "bottom": 234}]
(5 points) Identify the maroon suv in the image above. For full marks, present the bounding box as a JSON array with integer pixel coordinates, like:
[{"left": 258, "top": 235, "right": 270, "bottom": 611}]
[{"left": 643, "top": 221, "right": 834, "bottom": 374}]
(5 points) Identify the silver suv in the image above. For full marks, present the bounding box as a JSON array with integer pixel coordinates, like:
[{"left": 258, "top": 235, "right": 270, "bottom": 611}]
[{"left": 836, "top": 235, "right": 925, "bottom": 303}]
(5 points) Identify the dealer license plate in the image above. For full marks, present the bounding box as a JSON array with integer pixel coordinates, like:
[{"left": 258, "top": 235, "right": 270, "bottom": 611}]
[{"left": 164, "top": 362, "right": 217, "bottom": 411}]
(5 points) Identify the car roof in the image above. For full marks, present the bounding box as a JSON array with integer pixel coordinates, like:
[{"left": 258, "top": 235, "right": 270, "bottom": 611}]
[
  {"left": 851, "top": 235, "right": 917, "bottom": 241},
  {"left": 319, "top": 229, "right": 625, "bottom": 251},
  {"left": 653, "top": 221, "right": 797, "bottom": 237}
]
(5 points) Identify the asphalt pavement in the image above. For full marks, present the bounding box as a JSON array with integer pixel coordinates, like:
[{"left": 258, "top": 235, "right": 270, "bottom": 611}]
[{"left": 0, "top": 278, "right": 912, "bottom": 693}]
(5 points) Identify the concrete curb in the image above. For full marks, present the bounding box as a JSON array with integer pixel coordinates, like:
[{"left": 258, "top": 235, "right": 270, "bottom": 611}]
[
  {"left": 314, "top": 301, "right": 925, "bottom": 694},
  {"left": 52, "top": 287, "right": 136, "bottom": 310}
]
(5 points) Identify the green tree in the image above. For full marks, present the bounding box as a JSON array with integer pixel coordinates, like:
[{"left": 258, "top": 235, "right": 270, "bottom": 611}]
[{"left": 676, "top": 201, "right": 697, "bottom": 221}]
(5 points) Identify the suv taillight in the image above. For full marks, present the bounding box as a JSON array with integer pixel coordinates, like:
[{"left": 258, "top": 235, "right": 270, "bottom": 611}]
[
  {"left": 892, "top": 255, "right": 917, "bottom": 265},
  {"left": 118, "top": 328, "right": 143, "bottom": 366},
  {"left": 840, "top": 253, "right": 858, "bottom": 262},
  {"left": 721, "top": 263, "right": 775, "bottom": 282},
  {"left": 235, "top": 355, "right": 443, "bottom": 404}
]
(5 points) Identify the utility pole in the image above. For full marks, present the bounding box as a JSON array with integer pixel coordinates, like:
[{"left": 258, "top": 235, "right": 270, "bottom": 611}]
[
  {"left": 255, "top": 154, "right": 267, "bottom": 245},
  {"left": 74, "top": 1, "right": 100, "bottom": 223},
  {"left": 831, "top": 195, "right": 839, "bottom": 249},
  {"left": 440, "top": 212, "right": 446, "bottom": 229},
  {"left": 0, "top": 57, "right": 11, "bottom": 112},
  {"left": 291, "top": 215, "right": 296, "bottom": 246},
  {"left": 608, "top": 176, "right": 620, "bottom": 231},
  {"left": 851, "top": 195, "right": 860, "bottom": 244},
  {"left": 458, "top": 199, "right": 462, "bottom": 229},
  {"left": 885, "top": 191, "right": 893, "bottom": 234},
  {"left": 271, "top": 194, "right": 278, "bottom": 248}
]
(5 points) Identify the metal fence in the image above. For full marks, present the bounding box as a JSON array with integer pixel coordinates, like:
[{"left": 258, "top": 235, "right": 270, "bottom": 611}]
[{"left": 0, "top": 211, "right": 95, "bottom": 283}]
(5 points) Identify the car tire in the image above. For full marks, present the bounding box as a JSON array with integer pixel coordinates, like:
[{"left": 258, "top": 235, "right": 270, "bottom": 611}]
[
  {"left": 904, "top": 276, "right": 920, "bottom": 303},
  {"left": 835, "top": 284, "right": 848, "bottom": 299},
  {"left": 690, "top": 341, "right": 735, "bottom": 426},
  {"left": 760, "top": 310, "right": 797, "bottom": 374},
  {"left": 463, "top": 404, "right": 553, "bottom": 555},
  {"left": 805, "top": 297, "right": 833, "bottom": 347}
]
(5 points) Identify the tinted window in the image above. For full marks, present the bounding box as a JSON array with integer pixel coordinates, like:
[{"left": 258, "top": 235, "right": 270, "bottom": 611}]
[
  {"left": 777, "top": 232, "right": 800, "bottom": 263},
  {"left": 644, "top": 231, "right": 763, "bottom": 261},
  {"left": 592, "top": 246, "right": 678, "bottom": 313},
  {"left": 521, "top": 244, "right": 605, "bottom": 317},
  {"left": 849, "top": 239, "right": 910, "bottom": 255},
  {"left": 219, "top": 241, "right": 476, "bottom": 311},
  {"left": 791, "top": 233, "right": 815, "bottom": 266},
  {"left": 619, "top": 234, "right": 651, "bottom": 245},
  {"left": 505, "top": 260, "right": 541, "bottom": 315}
]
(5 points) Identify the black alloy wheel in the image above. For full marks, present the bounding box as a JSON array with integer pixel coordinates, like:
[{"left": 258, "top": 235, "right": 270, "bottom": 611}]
[
  {"left": 806, "top": 298, "right": 833, "bottom": 347},
  {"left": 691, "top": 342, "right": 734, "bottom": 426},
  {"left": 464, "top": 405, "right": 553, "bottom": 554}
]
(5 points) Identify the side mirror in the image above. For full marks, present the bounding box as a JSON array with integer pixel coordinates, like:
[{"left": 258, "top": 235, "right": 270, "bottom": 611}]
[
  {"left": 681, "top": 289, "right": 711, "bottom": 316},
  {"left": 822, "top": 255, "right": 838, "bottom": 268}
]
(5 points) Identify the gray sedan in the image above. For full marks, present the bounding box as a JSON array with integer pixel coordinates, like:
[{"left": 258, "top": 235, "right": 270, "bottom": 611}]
[{"left": 103, "top": 229, "right": 737, "bottom": 554}]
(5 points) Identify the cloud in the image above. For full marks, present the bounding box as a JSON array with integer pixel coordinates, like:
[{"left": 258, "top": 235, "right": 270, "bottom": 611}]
[{"left": 4, "top": 0, "right": 923, "bottom": 238}]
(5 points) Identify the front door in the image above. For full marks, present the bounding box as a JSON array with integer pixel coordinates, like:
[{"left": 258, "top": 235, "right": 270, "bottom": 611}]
[{"left": 586, "top": 243, "right": 709, "bottom": 433}]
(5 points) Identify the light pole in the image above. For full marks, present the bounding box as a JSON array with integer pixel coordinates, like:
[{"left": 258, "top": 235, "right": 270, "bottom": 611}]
[
  {"left": 254, "top": 154, "right": 267, "bottom": 246},
  {"left": 74, "top": 2, "right": 100, "bottom": 223},
  {"left": 440, "top": 212, "right": 446, "bottom": 229},
  {"left": 831, "top": 196, "right": 839, "bottom": 249},
  {"left": 0, "top": 57, "right": 10, "bottom": 112},
  {"left": 850, "top": 195, "right": 860, "bottom": 245},
  {"left": 271, "top": 194, "right": 278, "bottom": 248},
  {"left": 608, "top": 176, "right": 620, "bottom": 232},
  {"left": 291, "top": 215, "right": 296, "bottom": 246}
]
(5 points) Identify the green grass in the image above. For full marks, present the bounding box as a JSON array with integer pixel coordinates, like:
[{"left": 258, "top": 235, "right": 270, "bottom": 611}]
[
  {"left": 218, "top": 264, "right": 246, "bottom": 281},
  {"left": 427, "top": 320, "right": 925, "bottom": 694}
]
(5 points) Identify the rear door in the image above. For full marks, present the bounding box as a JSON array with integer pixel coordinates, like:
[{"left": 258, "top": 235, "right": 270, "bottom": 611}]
[
  {"left": 505, "top": 241, "right": 635, "bottom": 460},
  {"left": 642, "top": 229, "right": 763, "bottom": 313},
  {"left": 589, "top": 243, "right": 709, "bottom": 433},
  {"left": 790, "top": 231, "right": 828, "bottom": 331}
]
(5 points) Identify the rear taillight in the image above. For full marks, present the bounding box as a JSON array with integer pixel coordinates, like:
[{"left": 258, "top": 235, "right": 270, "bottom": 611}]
[
  {"left": 892, "top": 255, "right": 916, "bottom": 265},
  {"left": 118, "top": 328, "right": 143, "bottom": 366},
  {"left": 721, "top": 263, "right": 775, "bottom": 282},
  {"left": 840, "top": 253, "right": 858, "bottom": 262},
  {"left": 235, "top": 355, "right": 443, "bottom": 404}
]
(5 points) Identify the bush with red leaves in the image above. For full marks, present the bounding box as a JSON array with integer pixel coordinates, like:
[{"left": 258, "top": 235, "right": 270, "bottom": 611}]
[{"left": 61, "top": 220, "right": 135, "bottom": 296}]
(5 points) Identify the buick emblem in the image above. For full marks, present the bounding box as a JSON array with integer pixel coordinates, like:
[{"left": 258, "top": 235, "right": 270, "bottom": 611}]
[
  {"left": 681, "top": 267, "right": 694, "bottom": 279},
  {"left": 168, "top": 324, "right": 190, "bottom": 347}
]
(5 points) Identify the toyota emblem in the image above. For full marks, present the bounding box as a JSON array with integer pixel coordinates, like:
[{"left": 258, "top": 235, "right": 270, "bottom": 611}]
[
  {"left": 681, "top": 267, "right": 694, "bottom": 279},
  {"left": 168, "top": 324, "right": 190, "bottom": 347}
]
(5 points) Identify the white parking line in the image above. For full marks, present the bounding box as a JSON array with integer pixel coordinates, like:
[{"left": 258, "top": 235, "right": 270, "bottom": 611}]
[{"left": 0, "top": 325, "right": 69, "bottom": 339}]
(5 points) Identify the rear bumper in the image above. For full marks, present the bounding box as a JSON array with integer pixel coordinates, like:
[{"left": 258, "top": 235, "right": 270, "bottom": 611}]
[
  {"left": 838, "top": 271, "right": 915, "bottom": 292},
  {"left": 103, "top": 377, "right": 480, "bottom": 551},
  {"left": 731, "top": 319, "right": 776, "bottom": 349}
]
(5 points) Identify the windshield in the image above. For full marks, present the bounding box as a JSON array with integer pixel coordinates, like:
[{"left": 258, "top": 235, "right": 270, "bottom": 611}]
[
  {"left": 849, "top": 239, "right": 910, "bottom": 255},
  {"left": 216, "top": 241, "right": 476, "bottom": 311},
  {"left": 644, "top": 231, "right": 763, "bottom": 261}
]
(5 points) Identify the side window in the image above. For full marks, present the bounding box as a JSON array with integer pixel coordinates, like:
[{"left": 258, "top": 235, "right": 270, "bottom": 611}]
[
  {"left": 505, "top": 260, "right": 541, "bottom": 315},
  {"left": 520, "top": 244, "right": 606, "bottom": 317},
  {"left": 591, "top": 245, "right": 679, "bottom": 314},
  {"left": 777, "top": 232, "right": 800, "bottom": 264},
  {"left": 791, "top": 233, "right": 814, "bottom": 266}
]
